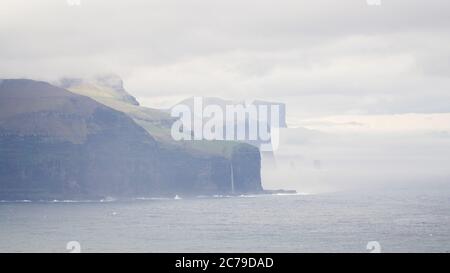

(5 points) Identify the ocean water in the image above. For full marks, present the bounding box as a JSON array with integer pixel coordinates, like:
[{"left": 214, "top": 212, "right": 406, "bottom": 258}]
[{"left": 0, "top": 190, "right": 449, "bottom": 253}]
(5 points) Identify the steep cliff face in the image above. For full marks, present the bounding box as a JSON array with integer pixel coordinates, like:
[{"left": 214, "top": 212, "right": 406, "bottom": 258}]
[
  {"left": 59, "top": 76, "right": 264, "bottom": 194},
  {"left": 231, "top": 144, "right": 263, "bottom": 193},
  {"left": 0, "top": 79, "right": 161, "bottom": 199},
  {"left": 0, "top": 79, "right": 263, "bottom": 200}
]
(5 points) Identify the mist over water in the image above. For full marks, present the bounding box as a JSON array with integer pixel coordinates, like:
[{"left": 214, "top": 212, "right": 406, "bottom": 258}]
[{"left": 262, "top": 127, "right": 450, "bottom": 194}]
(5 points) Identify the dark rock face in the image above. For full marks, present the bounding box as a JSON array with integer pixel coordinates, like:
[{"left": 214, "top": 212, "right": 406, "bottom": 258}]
[
  {"left": 0, "top": 79, "right": 159, "bottom": 199},
  {"left": 0, "top": 79, "right": 262, "bottom": 200},
  {"left": 231, "top": 144, "right": 263, "bottom": 193}
]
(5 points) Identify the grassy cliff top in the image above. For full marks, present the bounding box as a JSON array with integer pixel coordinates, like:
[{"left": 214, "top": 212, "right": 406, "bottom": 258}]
[{"left": 63, "top": 80, "right": 251, "bottom": 158}]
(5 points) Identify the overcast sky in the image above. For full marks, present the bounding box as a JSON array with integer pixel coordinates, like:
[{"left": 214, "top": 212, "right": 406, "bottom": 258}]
[{"left": 1, "top": 0, "right": 450, "bottom": 118}]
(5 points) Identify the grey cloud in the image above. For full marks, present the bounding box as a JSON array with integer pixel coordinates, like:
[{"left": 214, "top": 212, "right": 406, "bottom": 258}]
[{"left": 1, "top": 0, "right": 450, "bottom": 115}]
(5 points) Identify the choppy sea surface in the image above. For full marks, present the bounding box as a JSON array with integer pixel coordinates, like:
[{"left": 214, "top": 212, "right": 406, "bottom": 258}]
[{"left": 0, "top": 189, "right": 449, "bottom": 252}]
